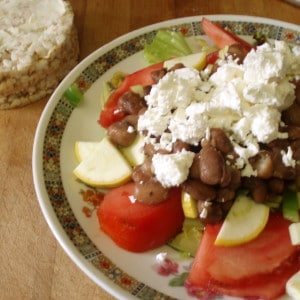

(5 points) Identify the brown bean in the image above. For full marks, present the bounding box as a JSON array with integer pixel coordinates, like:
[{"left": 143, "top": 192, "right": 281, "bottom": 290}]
[
  {"left": 172, "top": 140, "right": 191, "bottom": 153},
  {"left": 199, "top": 145, "right": 226, "bottom": 185},
  {"left": 226, "top": 44, "right": 248, "bottom": 64},
  {"left": 242, "top": 177, "right": 268, "bottom": 203},
  {"left": 168, "top": 63, "right": 185, "bottom": 72},
  {"left": 151, "top": 68, "right": 167, "bottom": 83},
  {"left": 134, "top": 178, "right": 169, "bottom": 204},
  {"left": 124, "top": 114, "right": 138, "bottom": 127},
  {"left": 221, "top": 199, "right": 234, "bottom": 214},
  {"left": 271, "top": 148, "right": 296, "bottom": 180},
  {"left": 143, "top": 85, "right": 152, "bottom": 96},
  {"left": 227, "top": 167, "right": 241, "bottom": 190},
  {"left": 291, "top": 140, "right": 300, "bottom": 160},
  {"left": 143, "top": 143, "right": 170, "bottom": 157},
  {"left": 189, "top": 153, "right": 201, "bottom": 179},
  {"left": 282, "top": 102, "right": 300, "bottom": 126},
  {"left": 285, "top": 125, "right": 300, "bottom": 140},
  {"left": 295, "top": 81, "right": 300, "bottom": 104},
  {"left": 107, "top": 119, "right": 137, "bottom": 147},
  {"left": 267, "top": 178, "right": 284, "bottom": 195},
  {"left": 118, "top": 91, "right": 146, "bottom": 115},
  {"left": 209, "top": 128, "right": 233, "bottom": 154},
  {"left": 220, "top": 165, "right": 232, "bottom": 187},
  {"left": 249, "top": 150, "right": 274, "bottom": 179},
  {"left": 182, "top": 179, "right": 216, "bottom": 202},
  {"left": 198, "top": 201, "right": 223, "bottom": 225},
  {"left": 132, "top": 158, "right": 153, "bottom": 183},
  {"left": 216, "top": 188, "right": 235, "bottom": 203}
]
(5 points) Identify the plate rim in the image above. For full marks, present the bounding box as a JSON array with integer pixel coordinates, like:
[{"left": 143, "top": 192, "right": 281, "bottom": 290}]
[{"left": 32, "top": 14, "right": 300, "bottom": 300}]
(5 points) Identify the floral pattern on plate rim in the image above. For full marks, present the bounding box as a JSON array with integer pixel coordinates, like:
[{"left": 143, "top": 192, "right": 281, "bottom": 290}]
[{"left": 42, "top": 20, "right": 300, "bottom": 300}]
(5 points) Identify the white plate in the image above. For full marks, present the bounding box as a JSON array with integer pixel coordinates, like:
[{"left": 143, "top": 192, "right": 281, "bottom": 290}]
[{"left": 33, "top": 15, "right": 300, "bottom": 300}]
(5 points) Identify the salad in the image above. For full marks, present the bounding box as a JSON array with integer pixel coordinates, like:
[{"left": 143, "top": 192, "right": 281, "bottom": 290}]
[{"left": 72, "top": 18, "right": 300, "bottom": 299}]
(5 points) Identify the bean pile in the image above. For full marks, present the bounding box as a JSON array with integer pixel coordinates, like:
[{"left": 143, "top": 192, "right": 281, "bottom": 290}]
[{"left": 107, "top": 47, "right": 300, "bottom": 225}]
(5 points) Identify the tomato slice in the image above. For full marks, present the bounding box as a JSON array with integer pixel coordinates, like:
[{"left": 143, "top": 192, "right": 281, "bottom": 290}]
[
  {"left": 97, "top": 182, "right": 184, "bottom": 252},
  {"left": 186, "top": 213, "right": 300, "bottom": 299},
  {"left": 201, "top": 17, "right": 253, "bottom": 52},
  {"left": 98, "top": 61, "right": 164, "bottom": 128}
]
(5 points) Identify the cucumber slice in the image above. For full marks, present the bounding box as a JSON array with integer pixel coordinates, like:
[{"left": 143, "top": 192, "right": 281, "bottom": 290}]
[{"left": 168, "top": 218, "right": 203, "bottom": 257}]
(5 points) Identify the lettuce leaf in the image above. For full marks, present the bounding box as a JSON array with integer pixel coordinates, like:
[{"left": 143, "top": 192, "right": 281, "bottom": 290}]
[{"left": 143, "top": 30, "right": 192, "bottom": 64}]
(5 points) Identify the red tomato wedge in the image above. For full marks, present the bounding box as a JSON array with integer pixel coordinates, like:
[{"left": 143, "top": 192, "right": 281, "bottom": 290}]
[
  {"left": 97, "top": 182, "right": 184, "bottom": 252},
  {"left": 186, "top": 213, "right": 300, "bottom": 299},
  {"left": 98, "top": 61, "right": 164, "bottom": 128},
  {"left": 201, "top": 17, "right": 253, "bottom": 53}
]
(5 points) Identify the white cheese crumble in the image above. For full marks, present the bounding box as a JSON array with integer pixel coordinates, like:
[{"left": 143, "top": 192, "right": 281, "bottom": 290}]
[
  {"left": 281, "top": 146, "right": 296, "bottom": 167},
  {"left": 128, "top": 195, "right": 137, "bottom": 203},
  {"left": 152, "top": 151, "right": 195, "bottom": 187},
  {"left": 138, "top": 41, "right": 299, "bottom": 185}
]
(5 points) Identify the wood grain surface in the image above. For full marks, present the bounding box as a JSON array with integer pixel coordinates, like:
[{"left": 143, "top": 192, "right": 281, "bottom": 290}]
[{"left": 0, "top": 1, "right": 299, "bottom": 299}]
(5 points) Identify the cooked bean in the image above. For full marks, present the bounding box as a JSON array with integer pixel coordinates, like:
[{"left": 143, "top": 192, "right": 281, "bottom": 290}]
[
  {"left": 271, "top": 148, "right": 296, "bottom": 180},
  {"left": 251, "top": 183, "right": 268, "bottom": 203},
  {"left": 124, "top": 114, "right": 138, "bottom": 127},
  {"left": 227, "top": 44, "right": 247, "bottom": 64},
  {"left": 295, "top": 81, "right": 300, "bottom": 104},
  {"left": 285, "top": 125, "right": 300, "bottom": 140},
  {"left": 199, "top": 145, "right": 226, "bottom": 185},
  {"left": 198, "top": 201, "right": 223, "bottom": 225},
  {"left": 182, "top": 179, "right": 216, "bottom": 202},
  {"left": 172, "top": 140, "right": 191, "bottom": 153},
  {"left": 249, "top": 150, "right": 274, "bottom": 179},
  {"left": 168, "top": 63, "right": 185, "bottom": 72},
  {"left": 220, "top": 165, "right": 232, "bottom": 187},
  {"left": 143, "top": 85, "right": 152, "bottom": 96},
  {"left": 267, "top": 178, "right": 284, "bottom": 195},
  {"left": 242, "top": 177, "right": 268, "bottom": 203},
  {"left": 189, "top": 153, "right": 201, "bottom": 179},
  {"left": 227, "top": 167, "right": 241, "bottom": 190},
  {"left": 291, "top": 140, "right": 300, "bottom": 160},
  {"left": 209, "top": 128, "right": 233, "bottom": 154},
  {"left": 282, "top": 102, "right": 300, "bottom": 126},
  {"left": 132, "top": 158, "right": 153, "bottom": 183},
  {"left": 266, "top": 138, "right": 289, "bottom": 149},
  {"left": 296, "top": 164, "right": 300, "bottom": 176},
  {"left": 107, "top": 119, "right": 137, "bottom": 147},
  {"left": 217, "top": 188, "right": 235, "bottom": 203},
  {"left": 118, "top": 91, "right": 146, "bottom": 115},
  {"left": 134, "top": 178, "right": 169, "bottom": 204},
  {"left": 151, "top": 68, "right": 167, "bottom": 83},
  {"left": 221, "top": 199, "right": 234, "bottom": 214},
  {"left": 143, "top": 143, "right": 170, "bottom": 157}
]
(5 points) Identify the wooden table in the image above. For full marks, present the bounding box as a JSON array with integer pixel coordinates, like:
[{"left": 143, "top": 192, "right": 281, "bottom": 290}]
[{"left": 0, "top": 1, "right": 299, "bottom": 299}]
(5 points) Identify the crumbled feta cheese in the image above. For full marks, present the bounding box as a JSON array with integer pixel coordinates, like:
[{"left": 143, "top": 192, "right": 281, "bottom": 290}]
[
  {"left": 127, "top": 125, "right": 135, "bottom": 133},
  {"left": 281, "top": 146, "right": 296, "bottom": 167},
  {"left": 250, "top": 105, "right": 284, "bottom": 143},
  {"left": 128, "top": 195, "right": 137, "bottom": 203},
  {"left": 152, "top": 151, "right": 195, "bottom": 187},
  {"left": 243, "top": 42, "right": 288, "bottom": 82},
  {"left": 243, "top": 80, "right": 295, "bottom": 110},
  {"left": 138, "top": 41, "right": 298, "bottom": 186}
]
